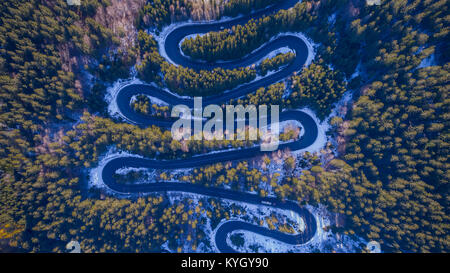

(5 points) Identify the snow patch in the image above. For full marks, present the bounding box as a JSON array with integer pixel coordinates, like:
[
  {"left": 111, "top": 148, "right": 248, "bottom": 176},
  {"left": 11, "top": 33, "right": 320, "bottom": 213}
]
[
  {"left": 153, "top": 18, "right": 316, "bottom": 69},
  {"left": 418, "top": 53, "right": 436, "bottom": 68},
  {"left": 256, "top": 47, "right": 293, "bottom": 65},
  {"left": 223, "top": 205, "right": 366, "bottom": 253}
]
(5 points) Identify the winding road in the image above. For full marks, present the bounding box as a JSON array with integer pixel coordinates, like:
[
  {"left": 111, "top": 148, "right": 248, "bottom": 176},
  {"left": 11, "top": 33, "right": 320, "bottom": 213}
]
[{"left": 102, "top": 0, "right": 318, "bottom": 252}]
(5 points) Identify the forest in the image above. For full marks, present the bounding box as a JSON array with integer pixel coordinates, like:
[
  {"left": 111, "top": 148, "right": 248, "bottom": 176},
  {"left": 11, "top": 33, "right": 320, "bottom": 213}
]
[{"left": 0, "top": 0, "right": 448, "bottom": 253}]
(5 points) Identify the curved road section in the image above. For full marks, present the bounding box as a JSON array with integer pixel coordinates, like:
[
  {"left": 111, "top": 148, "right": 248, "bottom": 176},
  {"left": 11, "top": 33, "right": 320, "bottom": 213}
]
[{"left": 103, "top": 0, "right": 318, "bottom": 252}]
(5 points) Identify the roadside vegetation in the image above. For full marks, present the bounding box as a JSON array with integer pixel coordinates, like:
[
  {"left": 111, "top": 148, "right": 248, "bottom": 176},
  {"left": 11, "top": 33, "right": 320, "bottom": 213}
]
[{"left": 0, "top": 0, "right": 448, "bottom": 253}]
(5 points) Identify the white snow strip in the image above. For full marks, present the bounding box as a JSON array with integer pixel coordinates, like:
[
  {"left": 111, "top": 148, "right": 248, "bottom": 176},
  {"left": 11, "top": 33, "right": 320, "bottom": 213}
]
[
  {"left": 350, "top": 62, "right": 362, "bottom": 80},
  {"left": 115, "top": 167, "right": 149, "bottom": 175},
  {"left": 287, "top": 107, "right": 328, "bottom": 155}
]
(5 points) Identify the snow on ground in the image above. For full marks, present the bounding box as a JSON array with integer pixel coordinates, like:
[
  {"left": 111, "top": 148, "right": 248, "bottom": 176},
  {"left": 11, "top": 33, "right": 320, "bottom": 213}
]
[
  {"left": 90, "top": 96, "right": 360, "bottom": 252},
  {"left": 96, "top": 66, "right": 357, "bottom": 253},
  {"left": 350, "top": 62, "right": 362, "bottom": 80},
  {"left": 115, "top": 167, "right": 149, "bottom": 175},
  {"left": 285, "top": 85, "right": 354, "bottom": 158},
  {"left": 305, "top": 205, "right": 368, "bottom": 252},
  {"left": 88, "top": 147, "right": 143, "bottom": 190},
  {"left": 105, "top": 77, "right": 144, "bottom": 120},
  {"left": 152, "top": 15, "right": 316, "bottom": 69},
  {"left": 130, "top": 94, "right": 169, "bottom": 107},
  {"left": 89, "top": 147, "right": 189, "bottom": 192},
  {"left": 206, "top": 199, "right": 308, "bottom": 252},
  {"left": 87, "top": 111, "right": 316, "bottom": 191},
  {"left": 290, "top": 107, "right": 328, "bottom": 155},
  {"left": 284, "top": 32, "right": 317, "bottom": 67},
  {"left": 90, "top": 150, "right": 366, "bottom": 253},
  {"left": 207, "top": 84, "right": 359, "bottom": 253},
  {"left": 152, "top": 15, "right": 243, "bottom": 66},
  {"left": 211, "top": 31, "right": 316, "bottom": 68},
  {"left": 105, "top": 78, "right": 194, "bottom": 122},
  {"left": 164, "top": 193, "right": 214, "bottom": 252},
  {"left": 328, "top": 13, "right": 337, "bottom": 25},
  {"left": 160, "top": 241, "right": 172, "bottom": 253},
  {"left": 94, "top": 7, "right": 367, "bottom": 253},
  {"left": 163, "top": 188, "right": 367, "bottom": 253},
  {"left": 278, "top": 120, "right": 305, "bottom": 138},
  {"left": 322, "top": 89, "right": 354, "bottom": 159},
  {"left": 178, "top": 34, "right": 208, "bottom": 61},
  {"left": 254, "top": 47, "right": 293, "bottom": 66},
  {"left": 223, "top": 204, "right": 366, "bottom": 253},
  {"left": 216, "top": 199, "right": 306, "bottom": 237},
  {"left": 129, "top": 65, "right": 138, "bottom": 78},
  {"left": 88, "top": 147, "right": 195, "bottom": 194},
  {"left": 328, "top": 90, "right": 353, "bottom": 120}
]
